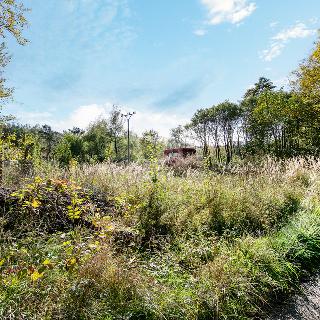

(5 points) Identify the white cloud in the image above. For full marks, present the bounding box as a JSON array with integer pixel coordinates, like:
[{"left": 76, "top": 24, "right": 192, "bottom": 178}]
[
  {"left": 54, "top": 104, "right": 112, "bottom": 132},
  {"left": 193, "top": 29, "right": 207, "bottom": 36},
  {"left": 131, "top": 111, "right": 188, "bottom": 137},
  {"left": 269, "top": 21, "right": 278, "bottom": 28},
  {"left": 260, "top": 42, "right": 285, "bottom": 61},
  {"left": 201, "top": 0, "right": 256, "bottom": 25},
  {"left": 272, "top": 22, "right": 316, "bottom": 42},
  {"left": 15, "top": 104, "right": 188, "bottom": 138},
  {"left": 261, "top": 22, "right": 317, "bottom": 62},
  {"left": 17, "top": 111, "right": 53, "bottom": 123},
  {"left": 309, "top": 17, "right": 319, "bottom": 25}
]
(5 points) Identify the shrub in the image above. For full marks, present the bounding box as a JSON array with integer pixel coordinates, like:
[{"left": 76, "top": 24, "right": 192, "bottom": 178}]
[{"left": 1, "top": 177, "right": 111, "bottom": 235}]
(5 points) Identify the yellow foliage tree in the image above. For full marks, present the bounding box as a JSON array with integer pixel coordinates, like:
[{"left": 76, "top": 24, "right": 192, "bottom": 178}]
[{"left": 293, "top": 36, "right": 320, "bottom": 104}]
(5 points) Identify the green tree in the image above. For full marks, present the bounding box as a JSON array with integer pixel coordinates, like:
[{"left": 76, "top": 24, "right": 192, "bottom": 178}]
[
  {"left": 38, "top": 125, "right": 60, "bottom": 160},
  {"left": 168, "top": 125, "right": 187, "bottom": 148},
  {"left": 0, "top": 0, "right": 28, "bottom": 45},
  {"left": 83, "top": 118, "right": 111, "bottom": 162},
  {"left": 0, "top": 0, "right": 28, "bottom": 105},
  {"left": 214, "top": 101, "right": 242, "bottom": 164},
  {"left": 140, "top": 129, "right": 163, "bottom": 160},
  {"left": 241, "top": 77, "right": 276, "bottom": 154},
  {"left": 0, "top": 1, "right": 28, "bottom": 181},
  {"left": 186, "top": 108, "right": 211, "bottom": 157},
  {"left": 0, "top": 43, "right": 12, "bottom": 102},
  {"left": 55, "top": 132, "right": 85, "bottom": 166},
  {"left": 243, "top": 77, "right": 276, "bottom": 99},
  {"left": 292, "top": 37, "right": 320, "bottom": 104},
  {"left": 107, "top": 105, "right": 124, "bottom": 160}
]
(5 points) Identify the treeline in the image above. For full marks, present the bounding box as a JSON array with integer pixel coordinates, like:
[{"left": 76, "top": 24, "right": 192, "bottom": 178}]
[
  {"left": 1, "top": 106, "right": 165, "bottom": 166},
  {"left": 169, "top": 38, "right": 320, "bottom": 164}
]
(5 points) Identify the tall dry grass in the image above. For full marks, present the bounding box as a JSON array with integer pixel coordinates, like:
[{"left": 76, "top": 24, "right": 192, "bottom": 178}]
[{"left": 2, "top": 157, "right": 320, "bottom": 319}]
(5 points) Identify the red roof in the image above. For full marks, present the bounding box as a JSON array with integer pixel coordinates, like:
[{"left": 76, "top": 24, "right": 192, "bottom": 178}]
[{"left": 164, "top": 147, "right": 196, "bottom": 156}]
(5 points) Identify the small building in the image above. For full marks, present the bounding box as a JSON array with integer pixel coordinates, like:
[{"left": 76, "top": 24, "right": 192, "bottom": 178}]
[{"left": 164, "top": 147, "right": 196, "bottom": 159}]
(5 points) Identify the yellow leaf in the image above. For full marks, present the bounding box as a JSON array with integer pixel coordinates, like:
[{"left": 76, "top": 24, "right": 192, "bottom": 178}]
[
  {"left": 30, "top": 270, "right": 44, "bottom": 282},
  {"left": 42, "top": 258, "right": 51, "bottom": 266},
  {"left": 66, "top": 257, "right": 77, "bottom": 268},
  {"left": 34, "top": 176, "right": 42, "bottom": 184},
  {"left": 31, "top": 199, "right": 41, "bottom": 208},
  {"left": 63, "top": 240, "right": 71, "bottom": 246},
  {"left": 0, "top": 258, "right": 5, "bottom": 267}
]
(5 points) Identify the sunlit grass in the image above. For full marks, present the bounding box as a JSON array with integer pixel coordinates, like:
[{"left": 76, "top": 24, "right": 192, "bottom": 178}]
[{"left": 1, "top": 157, "right": 320, "bottom": 319}]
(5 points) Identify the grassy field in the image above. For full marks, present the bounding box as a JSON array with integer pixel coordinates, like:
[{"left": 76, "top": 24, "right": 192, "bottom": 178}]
[{"left": 1, "top": 158, "right": 320, "bottom": 319}]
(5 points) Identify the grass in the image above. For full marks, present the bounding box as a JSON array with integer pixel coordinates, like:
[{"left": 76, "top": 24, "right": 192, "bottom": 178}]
[{"left": 1, "top": 157, "right": 320, "bottom": 319}]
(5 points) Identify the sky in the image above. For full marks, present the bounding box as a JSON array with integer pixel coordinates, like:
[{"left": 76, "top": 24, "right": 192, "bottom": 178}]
[{"left": 4, "top": 0, "right": 320, "bottom": 137}]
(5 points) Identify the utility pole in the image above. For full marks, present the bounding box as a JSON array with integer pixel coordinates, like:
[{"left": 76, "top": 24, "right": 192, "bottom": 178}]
[{"left": 121, "top": 111, "right": 135, "bottom": 164}]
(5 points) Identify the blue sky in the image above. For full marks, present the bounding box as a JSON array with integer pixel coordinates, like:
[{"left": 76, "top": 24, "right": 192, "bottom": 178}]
[{"left": 5, "top": 0, "right": 320, "bottom": 136}]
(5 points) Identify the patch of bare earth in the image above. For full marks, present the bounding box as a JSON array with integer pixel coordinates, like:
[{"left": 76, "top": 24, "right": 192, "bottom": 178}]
[{"left": 268, "top": 275, "right": 320, "bottom": 320}]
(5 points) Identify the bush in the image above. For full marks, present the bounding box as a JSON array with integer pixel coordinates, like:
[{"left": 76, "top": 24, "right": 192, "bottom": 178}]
[{"left": 0, "top": 177, "right": 112, "bottom": 235}]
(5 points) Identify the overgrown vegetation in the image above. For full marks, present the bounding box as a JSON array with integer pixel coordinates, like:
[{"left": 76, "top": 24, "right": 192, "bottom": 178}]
[
  {"left": 1, "top": 1, "right": 320, "bottom": 319},
  {"left": 1, "top": 158, "right": 320, "bottom": 319}
]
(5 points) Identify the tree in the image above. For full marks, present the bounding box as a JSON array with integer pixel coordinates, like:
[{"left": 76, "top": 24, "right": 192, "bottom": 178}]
[
  {"left": 140, "top": 129, "right": 163, "bottom": 160},
  {"left": 0, "top": 0, "right": 28, "bottom": 45},
  {"left": 168, "top": 125, "right": 187, "bottom": 148},
  {"left": 38, "top": 125, "right": 60, "bottom": 160},
  {"left": 0, "top": 43, "right": 12, "bottom": 102},
  {"left": 55, "top": 132, "right": 85, "bottom": 166},
  {"left": 292, "top": 37, "right": 320, "bottom": 104},
  {"left": 241, "top": 77, "right": 276, "bottom": 154},
  {"left": 0, "top": 1, "right": 28, "bottom": 181},
  {"left": 214, "top": 101, "right": 242, "bottom": 164},
  {"left": 243, "top": 77, "right": 276, "bottom": 99},
  {"left": 107, "top": 105, "right": 124, "bottom": 160},
  {"left": 186, "top": 108, "right": 211, "bottom": 157},
  {"left": 69, "top": 127, "right": 84, "bottom": 135},
  {"left": 83, "top": 118, "right": 111, "bottom": 162},
  {"left": 0, "top": 0, "right": 28, "bottom": 105}
]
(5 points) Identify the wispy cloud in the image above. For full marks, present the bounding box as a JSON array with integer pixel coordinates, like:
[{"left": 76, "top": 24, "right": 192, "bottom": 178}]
[
  {"left": 261, "top": 22, "right": 317, "bottom": 61},
  {"left": 272, "top": 22, "right": 316, "bottom": 41},
  {"left": 65, "top": 0, "right": 136, "bottom": 55},
  {"left": 269, "top": 21, "right": 278, "bottom": 28},
  {"left": 201, "top": 0, "right": 256, "bottom": 25},
  {"left": 260, "top": 42, "right": 285, "bottom": 62},
  {"left": 154, "top": 80, "right": 204, "bottom": 109},
  {"left": 193, "top": 29, "right": 207, "bottom": 36}
]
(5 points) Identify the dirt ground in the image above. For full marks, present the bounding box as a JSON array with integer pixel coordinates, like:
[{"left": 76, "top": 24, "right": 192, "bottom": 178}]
[{"left": 267, "top": 274, "right": 320, "bottom": 320}]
